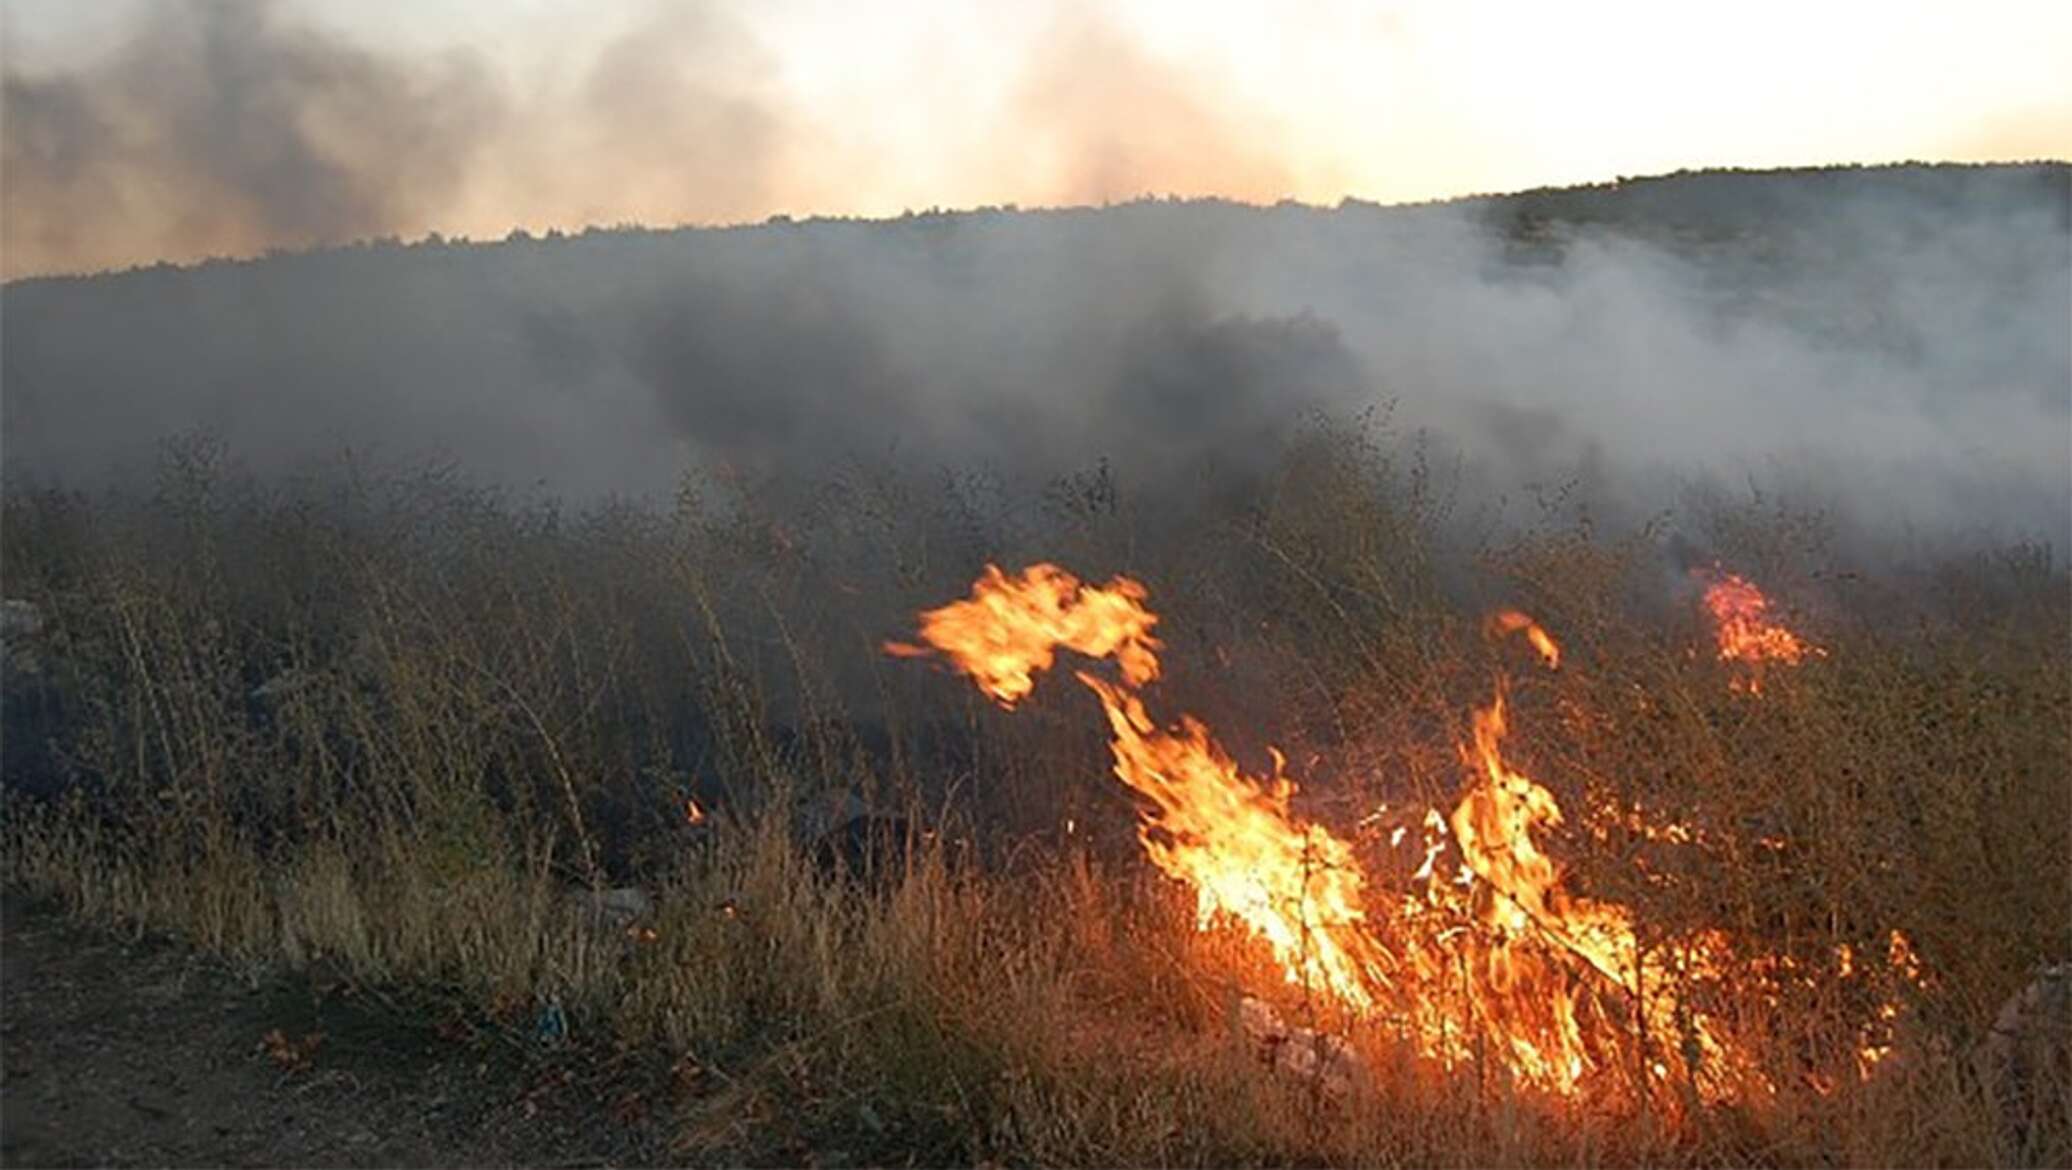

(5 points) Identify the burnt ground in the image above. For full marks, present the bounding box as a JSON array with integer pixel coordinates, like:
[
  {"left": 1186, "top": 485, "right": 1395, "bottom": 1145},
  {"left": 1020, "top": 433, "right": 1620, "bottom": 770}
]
[{"left": 0, "top": 897, "right": 682, "bottom": 1168}]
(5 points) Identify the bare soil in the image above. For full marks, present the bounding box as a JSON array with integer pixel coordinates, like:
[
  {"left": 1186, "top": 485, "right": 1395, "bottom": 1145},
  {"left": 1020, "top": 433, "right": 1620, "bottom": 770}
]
[{"left": 0, "top": 898, "right": 678, "bottom": 1168}]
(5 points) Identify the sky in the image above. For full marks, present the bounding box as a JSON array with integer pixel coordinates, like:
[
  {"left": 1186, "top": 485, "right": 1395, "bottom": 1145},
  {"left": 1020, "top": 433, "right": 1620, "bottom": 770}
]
[{"left": 3, "top": 0, "right": 2069, "bottom": 278}]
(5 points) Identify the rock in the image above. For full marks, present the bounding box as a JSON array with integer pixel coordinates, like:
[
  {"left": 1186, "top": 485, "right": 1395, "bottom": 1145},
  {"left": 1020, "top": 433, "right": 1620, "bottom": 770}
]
[
  {"left": 1, "top": 599, "right": 43, "bottom": 637},
  {"left": 1983, "top": 963, "right": 2071, "bottom": 1151},
  {"left": 1, "top": 599, "right": 45, "bottom": 677},
  {"left": 1239, "top": 995, "right": 1367, "bottom": 1100},
  {"left": 1, "top": 599, "right": 69, "bottom": 798},
  {"left": 568, "top": 886, "right": 653, "bottom": 930},
  {"left": 532, "top": 998, "right": 568, "bottom": 1046},
  {"left": 250, "top": 668, "right": 320, "bottom": 704},
  {"left": 797, "top": 789, "right": 878, "bottom": 841},
  {"left": 798, "top": 790, "right": 912, "bottom": 881}
]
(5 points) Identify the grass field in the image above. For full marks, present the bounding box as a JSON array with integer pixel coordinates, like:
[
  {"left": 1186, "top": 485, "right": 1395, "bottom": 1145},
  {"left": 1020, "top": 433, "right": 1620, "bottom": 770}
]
[{"left": 3, "top": 423, "right": 2067, "bottom": 1166}]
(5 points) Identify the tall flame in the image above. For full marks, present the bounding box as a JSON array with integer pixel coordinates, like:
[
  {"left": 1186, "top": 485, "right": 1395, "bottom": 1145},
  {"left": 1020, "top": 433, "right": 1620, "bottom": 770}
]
[{"left": 1079, "top": 672, "right": 1392, "bottom": 1009}]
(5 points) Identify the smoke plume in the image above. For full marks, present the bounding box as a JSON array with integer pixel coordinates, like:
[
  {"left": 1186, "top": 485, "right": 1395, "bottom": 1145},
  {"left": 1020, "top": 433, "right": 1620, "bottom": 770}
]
[{"left": 4, "top": 165, "right": 2066, "bottom": 558}]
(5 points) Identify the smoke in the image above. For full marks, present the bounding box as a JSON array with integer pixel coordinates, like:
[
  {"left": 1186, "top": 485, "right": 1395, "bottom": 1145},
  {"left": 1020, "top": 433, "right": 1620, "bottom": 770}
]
[
  {"left": 0, "top": 0, "right": 1314, "bottom": 281},
  {"left": 6, "top": 1, "right": 2067, "bottom": 283},
  {"left": 997, "top": 11, "right": 1307, "bottom": 207},
  {"left": 0, "top": 0, "right": 2065, "bottom": 556},
  {"left": 4, "top": 167, "right": 2066, "bottom": 561},
  {"left": 1, "top": 0, "right": 505, "bottom": 278},
  {"left": 0, "top": 0, "right": 799, "bottom": 279}
]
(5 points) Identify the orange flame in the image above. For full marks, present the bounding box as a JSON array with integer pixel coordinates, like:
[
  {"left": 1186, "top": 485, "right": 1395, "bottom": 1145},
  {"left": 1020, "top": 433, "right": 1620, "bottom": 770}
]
[
  {"left": 685, "top": 798, "right": 707, "bottom": 825},
  {"left": 890, "top": 564, "right": 1843, "bottom": 1105},
  {"left": 1857, "top": 930, "right": 1927, "bottom": 1078},
  {"left": 1078, "top": 671, "right": 1392, "bottom": 1010},
  {"left": 1697, "top": 569, "right": 1822, "bottom": 692},
  {"left": 1446, "top": 687, "right": 1751, "bottom": 1097},
  {"left": 1488, "top": 609, "right": 1561, "bottom": 669},
  {"left": 885, "top": 563, "right": 1161, "bottom": 707}
]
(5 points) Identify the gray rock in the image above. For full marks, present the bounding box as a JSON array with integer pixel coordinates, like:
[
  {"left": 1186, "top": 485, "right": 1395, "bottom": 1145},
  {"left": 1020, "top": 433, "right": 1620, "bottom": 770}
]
[
  {"left": 251, "top": 668, "right": 321, "bottom": 704},
  {"left": 1, "top": 599, "right": 45, "bottom": 677},
  {"left": 797, "top": 789, "right": 912, "bottom": 880},
  {"left": 1983, "top": 963, "right": 2071, "bottom": 1152},
  {"left": 1239, "top": 995, "right": 1367, "bottom": 1100},
  {"left": 567, "top": 886, "right": 654, "bottom": 930}
]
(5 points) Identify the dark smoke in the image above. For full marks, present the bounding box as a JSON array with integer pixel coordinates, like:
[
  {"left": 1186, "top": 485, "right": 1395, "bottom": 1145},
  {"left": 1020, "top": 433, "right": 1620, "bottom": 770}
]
[
  {"left": 0, "top": 0, "right": 801, "bottom": 279},
  {"left": 1, "top": 0, "right": 504, "bottom": 276}
]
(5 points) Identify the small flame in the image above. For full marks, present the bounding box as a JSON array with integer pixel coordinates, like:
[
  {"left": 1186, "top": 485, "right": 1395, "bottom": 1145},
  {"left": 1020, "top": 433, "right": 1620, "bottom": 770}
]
[
  {"left": 1855, "top": 931, "right": 1927, "bottom": 1078},
  {"left": 1488, "top": 608, "right": 1561, "bottom": 668},
  {"left": 685, "top": 798, "right": 707, "bottom": 825},
  {"left": 1696, "top": 569, "right": 1822, "bottom": 692}
]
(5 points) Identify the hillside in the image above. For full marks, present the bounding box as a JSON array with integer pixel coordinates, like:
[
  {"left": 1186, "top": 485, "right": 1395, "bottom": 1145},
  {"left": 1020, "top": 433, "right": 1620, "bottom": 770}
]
[{"left": 4, "top": 162, "right": 2067, "bottom": 544}]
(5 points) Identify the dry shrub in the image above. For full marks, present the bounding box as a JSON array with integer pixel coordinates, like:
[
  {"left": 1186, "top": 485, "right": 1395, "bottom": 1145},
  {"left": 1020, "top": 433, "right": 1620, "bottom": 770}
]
[{"left": 3, "top": 422, "right": 2066, "bottom": 1166}]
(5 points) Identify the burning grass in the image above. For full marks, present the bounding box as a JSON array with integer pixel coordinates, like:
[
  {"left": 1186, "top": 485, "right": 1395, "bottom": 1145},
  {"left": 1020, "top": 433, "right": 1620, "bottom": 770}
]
[{"left": 2, "top": 426, "right": 2067, "bottom": 1166}]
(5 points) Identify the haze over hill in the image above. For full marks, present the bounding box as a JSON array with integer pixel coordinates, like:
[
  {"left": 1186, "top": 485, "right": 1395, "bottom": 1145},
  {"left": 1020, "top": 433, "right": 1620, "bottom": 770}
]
[{"left": 3, "top": 163, "right": 2068, "bottom": 552}]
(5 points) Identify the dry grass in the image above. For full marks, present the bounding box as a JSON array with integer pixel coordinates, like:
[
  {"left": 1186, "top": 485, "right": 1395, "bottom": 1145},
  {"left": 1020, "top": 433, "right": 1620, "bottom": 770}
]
[{"left": 3, "top": 424, "right": 2067, "bottom": 1166}]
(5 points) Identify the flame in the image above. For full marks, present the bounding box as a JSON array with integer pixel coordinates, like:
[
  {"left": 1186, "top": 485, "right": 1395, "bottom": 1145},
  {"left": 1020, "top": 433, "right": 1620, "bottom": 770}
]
[
  {"left": 685, "top": 798, "right": 707, "bottom": 825},
  {"left": 889, "top": 564, "right": 1864, "bottom": 1106},
  {"left": 1697, "top": 569, "right": 1822, "bottom": 692},
  {"left": 885, "top": 563, "right": 1161, "bottom": 706},
  {"left": 1445, "top": 686, "right": 1752, "bottom": 1098},
  {"left": 1488, "top": 608, "right": 1561, "bottom": 668},
  {"left": 1078, "top": 670, "right": 1392, "bottom": 1009},
  {"left": 1856, "top": 930, "right": 1928, "bottom": 1078}
]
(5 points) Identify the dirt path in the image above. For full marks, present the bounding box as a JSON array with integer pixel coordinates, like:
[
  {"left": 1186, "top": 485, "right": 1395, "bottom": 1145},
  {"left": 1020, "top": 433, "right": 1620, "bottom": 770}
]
[{"left": 0, "top": 898, "right": 674, "bottom": 1168}]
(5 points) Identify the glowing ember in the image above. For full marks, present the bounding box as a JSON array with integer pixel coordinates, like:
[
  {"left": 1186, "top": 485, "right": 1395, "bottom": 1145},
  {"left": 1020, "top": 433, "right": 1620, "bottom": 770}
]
[
  {"left": 1857, "top": 930, "right": 1928, "bottom": 1077},
  {"left": 1697, "top": 569, "right": 1822, "bottom": 692}
]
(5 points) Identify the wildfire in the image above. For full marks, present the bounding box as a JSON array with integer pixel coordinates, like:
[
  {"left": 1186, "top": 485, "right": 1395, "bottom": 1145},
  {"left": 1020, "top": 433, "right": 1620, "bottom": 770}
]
[
  {"left": 1696, "top": 569, "right": 1822, "bottom": 692},
  {"left": 891, "top": 563, "right": 1890, "bottom": 1107}
]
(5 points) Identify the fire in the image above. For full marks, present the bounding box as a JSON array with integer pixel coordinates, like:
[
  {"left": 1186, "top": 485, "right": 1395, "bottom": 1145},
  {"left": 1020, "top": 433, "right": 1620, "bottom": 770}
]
[
  {"left": 685, "top": 798, "right": 707, "bottom": 825},
  {"left": 1078, "top": 671, "right": 1391, "bottom": 1009},
  {"left": 891, "top": 563, "right": 1885, "bottom": 1107},
  {"left": 1488, "top": 608, "right": 1561, "bottom": 669},
  {"left": 885, "top": 563, "right": 1161, "bottom": 706},
  {"left": 1445, "top": 688, "right": 1748, "bottom": 1097},
  {"left": 1857, "top": 930, "right": 1928, "bottom": 1078},
  {"left": 891, "top": 563, "right": 1383, "bottom": 1008},
  {"left": 1696, "top": 569, "right": 1822, "bottom": 692}
]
